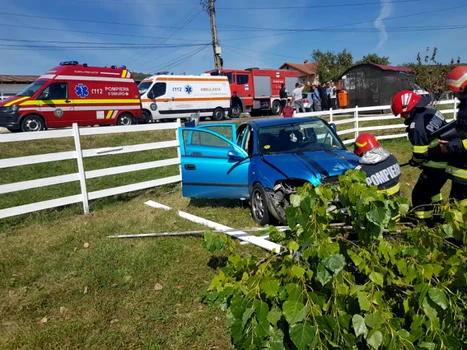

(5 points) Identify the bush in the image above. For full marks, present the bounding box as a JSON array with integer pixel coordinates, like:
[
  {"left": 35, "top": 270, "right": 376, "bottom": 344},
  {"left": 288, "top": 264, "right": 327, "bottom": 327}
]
[{"left": 201, "top": 170, "right": 467, "bottom": 350}]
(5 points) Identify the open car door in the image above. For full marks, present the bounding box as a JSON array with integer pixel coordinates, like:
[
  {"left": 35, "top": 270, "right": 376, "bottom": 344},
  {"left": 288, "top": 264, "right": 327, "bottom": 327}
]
[
  {"left": 179, "top": 127, "right": 249, "bottom": 199},
  {"left": 196, "top": 123, "right": 236, "bottom": 141}
]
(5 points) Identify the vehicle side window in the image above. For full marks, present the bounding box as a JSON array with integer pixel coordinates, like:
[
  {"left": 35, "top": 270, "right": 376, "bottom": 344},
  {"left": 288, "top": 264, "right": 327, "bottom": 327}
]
[
  {"left": 236, "top": 124, "right": 248, "bottom": 147},
  {"left": 244, "top": 128, "right": 254, "bottom": 156},
  {"left": 38, "top": 82, "right": 68, "bottom": 100},
  {"left": 150, "top": 82, "right": 166, "bottom": 98},
  {"left": 237, "top": 75, "right": 249, "bottom": 85},
  {"left": 188, "top": 130, "right": 233, "bottom": 148}
]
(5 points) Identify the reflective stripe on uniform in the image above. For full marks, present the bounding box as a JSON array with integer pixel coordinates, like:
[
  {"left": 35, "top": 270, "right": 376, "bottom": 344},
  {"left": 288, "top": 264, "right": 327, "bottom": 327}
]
[
  {"left": 378, "top": 183, "right": 400, "bottom": 196},
  {"left": 423, "top": 161, "right": 447, "bottom": 169},
  {"left": 431, "top": 193, "right": 442, "bottom": 202},
  {"left": 413, "top": 145, "right": 428, "bottom": 153},
  {"left": 463, "top": 139, "right": 467, "bottom": 150},
  {"left": 415, "top": 211, "right": 433, "bottom": 219},
  {"left": 446, "top": 166, "right": 467, "bottom": 179},
  {"left": 428, "top": 138, "right": 440, "bottom": 148}
]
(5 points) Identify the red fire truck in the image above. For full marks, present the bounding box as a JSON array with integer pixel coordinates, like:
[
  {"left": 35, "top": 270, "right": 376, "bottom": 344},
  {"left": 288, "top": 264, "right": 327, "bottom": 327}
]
[{"left": 207, "top": 68, "right": 299, "bottom": 118}]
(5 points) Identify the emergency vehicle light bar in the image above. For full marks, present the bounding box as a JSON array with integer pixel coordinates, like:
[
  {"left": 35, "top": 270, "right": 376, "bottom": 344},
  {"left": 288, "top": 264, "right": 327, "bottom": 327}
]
[{"left": 59, "top": 61, "right": 79, "bottom": 66}]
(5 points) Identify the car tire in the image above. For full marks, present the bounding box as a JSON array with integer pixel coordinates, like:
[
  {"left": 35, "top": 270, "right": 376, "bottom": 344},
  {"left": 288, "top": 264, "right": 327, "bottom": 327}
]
[
  {"left": 211, "top": 107, "right": 225, "bottom": 121},
  {"left": 142, "top": 110, "right": 152, "bottom": 124},
  {"left": 229, "top": 104, "right": 241, "bottom": 118},
  {"left": 21, "top": 115, "right": 44, "bottom": 132},
  {"left": 117, "top": 113, "right": 134, "bottom": 126},
  {"left": 271, "top": 100, "right": 282, "bottom": 115},
  {"left": 250, "top": 183, "right": 272, "bottom": 226},
  {"left": 7, "top": 127, "right": 21, "bottom": 133}
]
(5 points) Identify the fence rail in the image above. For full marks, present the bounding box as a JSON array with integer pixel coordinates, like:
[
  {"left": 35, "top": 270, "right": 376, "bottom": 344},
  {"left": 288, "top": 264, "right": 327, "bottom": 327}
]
[{"left": 0, "top": 98, "right": 459, "bottom": 220}]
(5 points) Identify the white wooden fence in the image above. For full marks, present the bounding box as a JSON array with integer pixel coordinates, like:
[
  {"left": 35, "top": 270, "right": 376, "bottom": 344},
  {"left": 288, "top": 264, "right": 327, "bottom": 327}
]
[
  {"left": 0, "top": 98, "right": 458, "bottom": 220},
  {"left": 0, "top": 121, "right": 182, "bottom": 220}
]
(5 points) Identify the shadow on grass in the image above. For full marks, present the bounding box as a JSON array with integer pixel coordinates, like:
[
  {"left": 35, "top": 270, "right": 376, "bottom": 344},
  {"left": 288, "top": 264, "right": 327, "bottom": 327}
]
[
  {"left": 207, "top": 255, "right": 228, "bottom": 270},
  {"left": 189, "top": 198, "right": 248, "bottom": 209}
]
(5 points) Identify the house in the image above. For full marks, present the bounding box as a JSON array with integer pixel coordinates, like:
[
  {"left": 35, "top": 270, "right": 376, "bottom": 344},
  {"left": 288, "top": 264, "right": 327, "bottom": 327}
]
[
  {"left": 0, "top": 75, "right": 39, "bottom": 99},
  {"left": 279, "top": 60, "right": 319, "bottom": 85}
]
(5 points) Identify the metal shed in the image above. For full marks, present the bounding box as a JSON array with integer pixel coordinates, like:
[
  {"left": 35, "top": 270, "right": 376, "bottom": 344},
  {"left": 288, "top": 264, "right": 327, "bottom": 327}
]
[{"left": 339, "top": 64, "right": 414, "bottom": 108}]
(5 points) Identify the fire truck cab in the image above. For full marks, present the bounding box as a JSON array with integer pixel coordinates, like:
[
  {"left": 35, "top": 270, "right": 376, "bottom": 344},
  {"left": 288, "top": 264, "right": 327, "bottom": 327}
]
[
  {"left": 207, "top": 68, "right": 299, "bottom": 118},
  {"left": 0, "top": 61, "right": 143, "bottom": 132}
]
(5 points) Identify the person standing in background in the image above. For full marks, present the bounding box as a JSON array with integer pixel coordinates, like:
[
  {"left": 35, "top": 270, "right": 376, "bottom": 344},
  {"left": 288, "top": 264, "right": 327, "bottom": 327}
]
[
  {"left": 281, "top": 101, "right": 295, "bottom": 118},
  {"left": 279, "top": 84, "right": 288, "bottom": 109},
  {"left": 329, "top": 82, "right": 337, "bottom": 109},
  {"left": 319, "top": 83, "right": 328, "bottom": 110},
  {"left": 311, "top": 84, "right": 322, "bottom": 111},
  {"left": 292, "top": 83, "right": 306, "bottom": 113}
]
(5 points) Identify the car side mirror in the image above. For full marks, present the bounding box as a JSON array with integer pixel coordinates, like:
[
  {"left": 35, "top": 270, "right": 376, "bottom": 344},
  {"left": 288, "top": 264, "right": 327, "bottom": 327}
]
[
  {"left": 147, "top": 91, "right": 155, "bottom": 100},
  {"left": 228, "top": 150, "right": 243, "bottom": 160},
  {"left": 330, "top": 123, "right": 337, "bottom": 133}
]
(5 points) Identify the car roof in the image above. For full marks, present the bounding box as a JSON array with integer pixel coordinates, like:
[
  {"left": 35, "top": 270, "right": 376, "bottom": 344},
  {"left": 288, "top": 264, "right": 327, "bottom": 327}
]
[{"left": 247, "top": 117, "right": 323, "bottom": 128}]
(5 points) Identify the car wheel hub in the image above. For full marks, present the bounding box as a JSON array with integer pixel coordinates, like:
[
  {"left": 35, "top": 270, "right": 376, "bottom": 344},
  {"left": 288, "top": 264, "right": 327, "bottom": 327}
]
[
  {"left": 26, "top": 119, "right": 40, "bottom": 131},
  {"left": 252, "top": 190, "right": 265, "bottom": 219}
]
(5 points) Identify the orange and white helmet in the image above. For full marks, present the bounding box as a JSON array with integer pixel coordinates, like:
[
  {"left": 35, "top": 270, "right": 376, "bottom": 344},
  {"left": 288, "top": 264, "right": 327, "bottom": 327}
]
[
  {"left": 354, "top": 133, "right": 381, "bottom": 156},
  {"left": 391, "top": 90, "right": 422, "bottom": 116},
  {"left": 446, "top": 65, "right": 467, "bottom": 93}
]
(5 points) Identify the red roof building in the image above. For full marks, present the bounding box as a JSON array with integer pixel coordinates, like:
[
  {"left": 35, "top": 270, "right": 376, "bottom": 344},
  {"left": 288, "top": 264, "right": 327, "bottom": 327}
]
[{"left": 279, "top": 60, "right": 319, "bottom": 85}]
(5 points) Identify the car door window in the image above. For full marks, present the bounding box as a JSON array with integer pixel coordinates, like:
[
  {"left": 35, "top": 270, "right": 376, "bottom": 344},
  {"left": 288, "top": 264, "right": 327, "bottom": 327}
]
[
  {"left": 150, "top": 82, "right": 166, "bottom": 98},
  {"left": 183, "top": 129, "right": 234, "bottom": 158},
  {"left": 38, "top": 82, "right": 68, "bottom": 100},
  {"left": 237, "top": 75, "right": 249, "bottom": 85},
  {"left": 236, "top": 124, "right": 248, "bottom": 147}
]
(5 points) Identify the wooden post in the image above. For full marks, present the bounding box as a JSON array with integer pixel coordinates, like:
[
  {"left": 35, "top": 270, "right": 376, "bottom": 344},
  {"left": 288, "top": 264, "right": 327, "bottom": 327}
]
[{"left": 72, "top": 123, "right": 89, "bottom": 215}]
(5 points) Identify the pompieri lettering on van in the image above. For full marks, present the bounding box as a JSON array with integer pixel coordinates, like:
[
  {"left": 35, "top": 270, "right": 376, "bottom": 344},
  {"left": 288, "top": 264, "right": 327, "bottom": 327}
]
[
  {"left": 365, "top": 163, "right": 401, "bottom": 187},
  {"left": 106, "top": 86, "right": 130, "bottom": 96}
]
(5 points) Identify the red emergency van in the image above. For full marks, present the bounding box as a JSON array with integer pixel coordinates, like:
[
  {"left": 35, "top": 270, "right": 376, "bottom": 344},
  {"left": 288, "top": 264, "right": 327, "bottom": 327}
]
[{"left": 0, "top": 61, "right": 143, "bottom": 132}]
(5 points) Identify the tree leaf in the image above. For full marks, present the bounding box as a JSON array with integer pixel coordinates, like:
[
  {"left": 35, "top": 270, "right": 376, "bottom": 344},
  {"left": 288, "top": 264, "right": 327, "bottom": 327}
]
[
  {"left": 352, "top": 314, "right": 368, "bottom": 338},
  {"left": 441, "top": 335, "right": 460, "bottom": 350},
  {"left": 357, "top": 292, "right": 370, "bottom": 311},
  {"left": 322, "top": 254, "right": 346, "bottom": 274},
  {"left": 290, "top": 194, "right": 301, "bottom": 207},
  {"left": 369, "top": 272, "right": 384, "bottom": 287},
  {"left": 255, "top": 318, "right": 270, "bottom": 338},
  {"left": 267, "top": 307, "right": 282, "bottom": 327},
  {"left": 289, "top": 323, "right": 316, "bottom": 350},
  {"left": 260, "top": 277, "right": 280, "bottom": 297},
  {"left": 365, "top": 312, "right": 383, "bottom": 329},
  {"left": 428, "top": 287, "right": 448, "bottom": 310},
  {"left": 254, "top": 300, "right": 269, "bottom": 321},
  {"left": 242, "top": 307, "right": 254, "bottom": 329},
  {"left": 292, "top": 265, "right": 305, "bottom": 278},
  {"left": 282, "top": 301, "right": 309, "bottom": 325},
  {"left": 367, "top": 330, "right": 383, "bottom": 349},
  {"left": 419, "top": 342, "right": 436, "bottom": 350},
  {"left": 366, "top": 206, "right": 390, "bottom": 226},
  {"left": 267, "top": 328, "right": 285, "bottom": 350},
  {"left": 317, "top": 263, "right": 332, "bottom": 286},
  {"left": 230, "top": 295, "right": 247, "bottom": 318}
]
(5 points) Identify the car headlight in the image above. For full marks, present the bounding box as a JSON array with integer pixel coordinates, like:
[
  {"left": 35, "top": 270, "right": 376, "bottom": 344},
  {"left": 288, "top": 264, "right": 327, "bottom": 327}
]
[{"left": 0, "top": 105, "right": 20, "bottom": 113}]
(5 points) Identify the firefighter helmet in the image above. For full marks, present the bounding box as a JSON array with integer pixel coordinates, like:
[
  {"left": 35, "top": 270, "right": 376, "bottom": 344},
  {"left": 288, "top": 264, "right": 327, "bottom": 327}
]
[
  {"left": 391, "top": 90, "right": 422, "bottom": 116},
  {"left": 354, "top": 133, "right": 381, "bottom": 156},
  {"left": 446, "top": 65, "right": 467, "bottom": 93}
]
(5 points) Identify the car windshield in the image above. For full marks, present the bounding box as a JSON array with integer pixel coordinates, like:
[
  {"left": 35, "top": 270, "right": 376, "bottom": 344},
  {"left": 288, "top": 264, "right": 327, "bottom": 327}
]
[
  {"left": 17, "top": 80, "right": 48, "bottom": 96},
  {"left": 257, "top": 120, "right": 344, "bottom": 154},
  {"left": 138, "top": 81, "right": 152, "bottom": 95}
]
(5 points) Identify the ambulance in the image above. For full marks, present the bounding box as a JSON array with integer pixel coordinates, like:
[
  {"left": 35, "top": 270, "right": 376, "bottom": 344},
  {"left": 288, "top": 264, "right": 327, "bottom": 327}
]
[
  {"left": 0, "top": 61, "right": 143, "bottom": 132},
  {"left": 138, "top": 74, "right": 231, "bottom": 121}
]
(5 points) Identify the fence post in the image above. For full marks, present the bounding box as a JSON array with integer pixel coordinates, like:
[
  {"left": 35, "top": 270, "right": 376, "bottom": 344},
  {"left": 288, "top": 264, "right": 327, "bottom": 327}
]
[
  {"left": 354, "top": 105, "right": 359, "bottom": 141},
  {"left": 453, "top": 98, "right": 458, "bottom": 120},
  {"left": 329, "top": 108, "right": 333, "bottom": 123},
  {"left": 175, "top": 118, "right": 182, "bottom": 175},
  {"left": 72, "top": 123, "right": 89, "bottom": 215}
]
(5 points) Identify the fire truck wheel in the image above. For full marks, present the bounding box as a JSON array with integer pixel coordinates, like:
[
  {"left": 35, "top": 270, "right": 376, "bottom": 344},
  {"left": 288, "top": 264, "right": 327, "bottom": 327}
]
[
  {"left": 271, "top": 100, "right": 282, "bottom": 115},
  {"left": 21, "top": 115, "right": 44, "bottom": 132},
  {"left": 212, "top": 107, "right": 225, "bottom": 121},
  {"left": 142, "top": 110, "right": 152, "bottom": 124},
  {"left": 229, "top": 105, "right": 241, "bottom": 118},
  {"left": 117, "top": 113, "right": 134, "bottom": 126}
]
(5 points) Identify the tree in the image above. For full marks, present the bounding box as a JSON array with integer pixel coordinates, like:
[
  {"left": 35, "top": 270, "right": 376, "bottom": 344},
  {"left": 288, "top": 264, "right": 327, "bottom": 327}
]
[
  {"left": 131, "top": 71, "right": 151, "bottom": 81},
  {"left": 403, "top": 47, "right": 461, "bottom": 94},
  {"left": 356, "top": 53, "right": 390, "bottom": 65},
  {"left": 312, "top": 49, "right": 354, "bottom": 83}
]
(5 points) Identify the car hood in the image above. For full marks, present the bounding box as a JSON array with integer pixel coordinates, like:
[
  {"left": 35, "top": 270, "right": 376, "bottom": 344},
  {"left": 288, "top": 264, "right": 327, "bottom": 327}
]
[
  {"left": 262, "top": 150, "right": 359, "bottom": 186},
  {"left": 0, "top": 95, "right": 22, "bottom": 106}
]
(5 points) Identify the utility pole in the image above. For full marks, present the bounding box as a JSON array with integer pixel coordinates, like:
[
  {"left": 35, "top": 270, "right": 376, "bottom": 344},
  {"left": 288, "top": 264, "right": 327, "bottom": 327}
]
[{"left": 205, "top": 0, "right": 222, "bottom": 72}]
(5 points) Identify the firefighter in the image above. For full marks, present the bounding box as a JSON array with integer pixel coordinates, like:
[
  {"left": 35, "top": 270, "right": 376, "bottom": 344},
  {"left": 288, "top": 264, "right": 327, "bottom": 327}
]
[
  {"left": 439, "top": 65, "right": 467, "bottom": 202},
  {"left": 391, "top": 90, "right": 449, "bottom": 223},
  {"left": 354, "top": 133, "right": 401, "bottom": 198}
]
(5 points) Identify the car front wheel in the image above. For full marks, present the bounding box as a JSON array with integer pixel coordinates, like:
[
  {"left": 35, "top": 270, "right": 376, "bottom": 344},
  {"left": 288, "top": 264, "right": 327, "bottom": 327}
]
[{"left": 250, "top": 183, "right": 272, "bottom": 225}]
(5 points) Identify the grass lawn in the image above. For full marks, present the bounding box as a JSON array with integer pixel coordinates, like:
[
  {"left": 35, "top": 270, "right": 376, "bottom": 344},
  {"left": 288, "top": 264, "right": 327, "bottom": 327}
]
[{"left": 0, "top": 126, "right": 453, "bottom": 348}]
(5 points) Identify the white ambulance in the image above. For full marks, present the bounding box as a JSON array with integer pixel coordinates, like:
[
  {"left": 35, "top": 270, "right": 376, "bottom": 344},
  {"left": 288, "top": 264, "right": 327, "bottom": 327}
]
[{"left": 138, "top": 74, "right": 231, "bottom": 121}]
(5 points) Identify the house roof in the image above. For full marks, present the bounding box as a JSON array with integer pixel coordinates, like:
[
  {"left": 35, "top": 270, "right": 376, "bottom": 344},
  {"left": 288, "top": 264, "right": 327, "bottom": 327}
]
[
  {"left": 0, "top": 75, "right": 39, "bottom": 83},
  {"left": 372, "top": 64, "right": 413, "bottom": 73},
  {"left": 279, "top": 62, "right": 317, "bottom": 75}
]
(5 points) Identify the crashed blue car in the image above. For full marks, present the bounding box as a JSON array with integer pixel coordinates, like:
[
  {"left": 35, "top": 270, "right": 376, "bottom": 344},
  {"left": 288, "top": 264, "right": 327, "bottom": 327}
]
[{"left": 178, "top": 117, "right": 360, "bottom": 225}]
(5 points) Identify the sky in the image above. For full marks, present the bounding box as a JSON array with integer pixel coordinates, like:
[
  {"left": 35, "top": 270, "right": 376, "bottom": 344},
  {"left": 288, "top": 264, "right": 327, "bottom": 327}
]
[{"left": 0, "top": 0, "right": 466, "bottom": 76}]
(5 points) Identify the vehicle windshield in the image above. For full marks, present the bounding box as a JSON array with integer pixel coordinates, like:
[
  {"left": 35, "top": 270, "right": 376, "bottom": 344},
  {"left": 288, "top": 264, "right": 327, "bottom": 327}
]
[
  {"left": 17, "top": 80, "right": 48, "bottom": 97},
  {"left": 258, "top": 120, "right": 345, "bottom": 154},
  {"left": 138, "top": 81, "right": 152, "bottom": 95}
]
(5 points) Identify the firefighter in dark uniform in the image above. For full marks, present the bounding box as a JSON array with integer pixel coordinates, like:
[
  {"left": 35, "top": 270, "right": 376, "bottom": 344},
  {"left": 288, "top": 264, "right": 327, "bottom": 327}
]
[
  {"left": 391, "top": 90, "right": 449, "bottom": 223},
  {"left": 354, "top": 133, "right": 401, "bottom": 197},
  {"left": 439, "top": 66, "right": 467, "bottom": 203}
]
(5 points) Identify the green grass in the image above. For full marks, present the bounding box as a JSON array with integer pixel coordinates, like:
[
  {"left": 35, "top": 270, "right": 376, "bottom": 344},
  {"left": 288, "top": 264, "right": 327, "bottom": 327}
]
[{"left": 0, "top": 126, "right": 454, "bottom": 349}]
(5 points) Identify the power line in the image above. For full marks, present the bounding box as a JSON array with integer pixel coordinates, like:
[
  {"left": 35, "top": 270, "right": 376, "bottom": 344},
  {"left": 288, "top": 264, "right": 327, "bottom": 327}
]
[
  {"left": 146, "top": 45, "right": 209, "bottom": 73},
  {"left": 0, "top": 43, "right": 208, "bottom": 50},
  {"left": 0, "top": 38, "right": 209, "bottom": 46},
  {"left": 222, "top": 44, "right": 304, "bottom": 60},
  {"left": 223, "top": 46, "right": 281, "bottom": 68},
  {"left": 218, "top": 0, "right": 421, "bottom": 10}
]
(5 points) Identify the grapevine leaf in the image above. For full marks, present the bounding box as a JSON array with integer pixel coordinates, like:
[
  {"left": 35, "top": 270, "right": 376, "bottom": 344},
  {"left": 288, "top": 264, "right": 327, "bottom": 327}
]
[
  {"left": 289, "top": 323, "right": 316, "bottom": 350},
  {"left": 322, "top": 254, "right": 346, "bottom": 274},
  {"left": 357, "top": 292, "right": 370, "bottom": 311},
  {"left": 419, "top": 342, "right": 436, "bottom": 350},
  {"left": 267, "top": 307, "right": 282, "bottom": 326},
  {"left": 367, "top": 330, "right": 383, "bottom": 349},
  {"left": 282, "top": 301, "right": 309, "bottom": 325},
  {"left": 260, "top": 277, "right": 280, "bottom": 297},
  {"left": 365, "top": 312, "right": 383, "bottom": 329},
  {"left": 352, "top": 314, "right": 368, "bottom": 338},
  {"left": 292, "top": 265, "right": 305, "bottom": 278},
  {"left": 317, "top": 263, "right": 332, "bottom": 286},
  {"left": 242, "top": 307, "right": 254, "bottom": 329},
  {"left": 254, "top": 300, "right": 269, "bottom": 321},
  {"left": 369, "top": 272, "right": 384, "bottom": 287},
  {"left": 428, "top": 288, "right": 449, "bottom": 310},
  {"left": 255, "top": 318, "right": 270, "bottom": 338}
]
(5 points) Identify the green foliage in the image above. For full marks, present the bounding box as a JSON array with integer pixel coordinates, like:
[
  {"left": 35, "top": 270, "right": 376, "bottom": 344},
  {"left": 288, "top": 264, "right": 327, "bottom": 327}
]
[
  {"left": 201, "top": 170, "right": 467, "bottom": 349},
  {"left": 130, "top": 71, "right": 151, "bottom": 81},
  {"left": 312, "top": 49, "right": 354, "bottom": 83},
  {"left": 356, "top": 54, "right": 390, "bottom": 66}
]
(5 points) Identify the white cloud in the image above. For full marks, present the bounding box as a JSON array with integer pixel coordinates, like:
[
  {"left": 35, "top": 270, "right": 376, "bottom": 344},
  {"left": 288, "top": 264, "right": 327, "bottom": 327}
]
[{"left": 374, "top": 0, "right": 393, "bottom": 48}]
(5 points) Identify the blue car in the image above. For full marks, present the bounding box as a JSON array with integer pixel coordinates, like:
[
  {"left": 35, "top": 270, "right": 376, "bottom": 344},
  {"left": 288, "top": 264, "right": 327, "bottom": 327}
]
[{"left": 178, "top": 117, "right": 360, "bottom": 225}]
